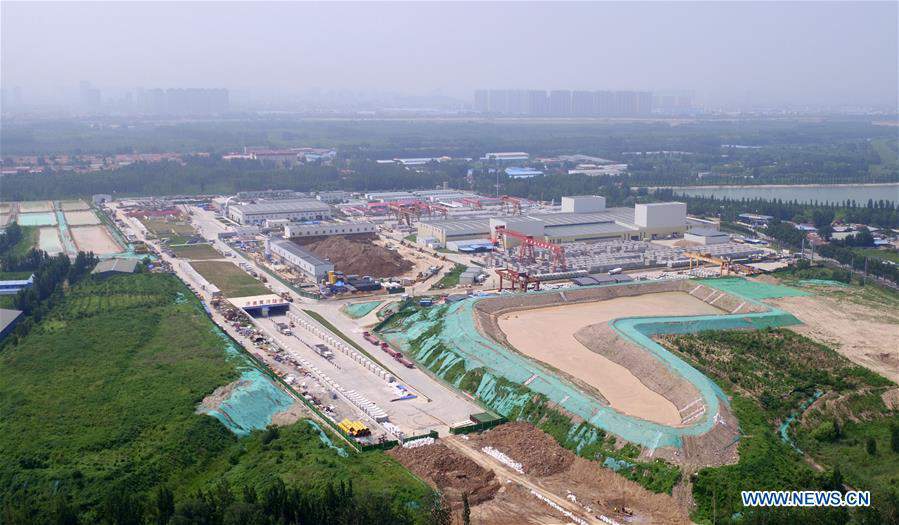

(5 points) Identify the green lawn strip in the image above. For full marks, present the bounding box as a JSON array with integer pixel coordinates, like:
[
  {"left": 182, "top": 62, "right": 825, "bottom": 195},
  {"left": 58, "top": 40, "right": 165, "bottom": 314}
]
[
  {"left": 302, "top": 309, "right": 393, "bottom": 371},
  {"left": 0, "top": 271, "right": 35, "bottom": 280},
  {"left": 430, "top": 263, "right": 467, "bottom": 290},
  {"left": 171, "top": 243, "right": 222, "bottom": 260},
  {"left": 189, "top": 260, "right": 269, "bottom": 297}
]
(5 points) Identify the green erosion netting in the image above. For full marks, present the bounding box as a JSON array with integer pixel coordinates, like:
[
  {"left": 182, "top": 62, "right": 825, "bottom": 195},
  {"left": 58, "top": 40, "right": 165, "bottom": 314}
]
[
  {"left": 306, "top": 420, "right": 349, "bottom": 457},
  {"left": 798, "top": 279, "right": 850, "bottom": 288},
  {"left": 697, "top": 277, "right": 809, "bottom": 299},
  {"left": 197, "top": 327, "right": 295, "bottom": 437},
  {"left": 382, "top": 278, "right": 805, "bottom": 450},
  {"left": 343, "top": 301, "right": 383, "bottom": 319}
]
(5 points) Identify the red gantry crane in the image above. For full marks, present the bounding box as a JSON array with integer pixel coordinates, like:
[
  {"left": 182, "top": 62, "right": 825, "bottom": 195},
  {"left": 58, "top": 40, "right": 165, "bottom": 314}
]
[{"left": 491, "top": 225, "right": 567, "bottom": 271}]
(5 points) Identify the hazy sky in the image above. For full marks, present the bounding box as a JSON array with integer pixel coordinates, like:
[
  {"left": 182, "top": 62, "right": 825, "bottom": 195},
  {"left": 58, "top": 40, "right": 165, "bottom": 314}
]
[{"left": 2, "top": 1, "right": 897, "bottom": 107}]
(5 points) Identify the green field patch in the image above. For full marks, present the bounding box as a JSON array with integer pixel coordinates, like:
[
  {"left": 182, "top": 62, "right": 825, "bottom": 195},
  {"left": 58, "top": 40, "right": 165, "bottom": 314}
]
[
  {"left": 171, "top": 243, "right": 222, "bottom": 260},
  {"left": 343, "top": 300, "right": 382, "bottom": 319},
  {"left": 190, "top": 260, "right": 269, "bottom": 297},
  {"left": 660, "top": 329, "right": 898, "bottom": 523},
  {"left": 0, "top": 273, "right": 433, "bottom": 522}
]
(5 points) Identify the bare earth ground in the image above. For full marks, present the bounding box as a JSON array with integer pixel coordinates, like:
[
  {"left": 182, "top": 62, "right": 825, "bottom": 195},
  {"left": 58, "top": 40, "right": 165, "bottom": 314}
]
[
  {"left": 769, "top": 293, "right": 899, "bottom": 383},
  {"left": 498, "top": 292, "right": 723, "bottom": 426},
  {"left": 455, "top": 423, "right": 691, "bottom": 524},
  {"left": 64, "top": 210, "right": 101, "bottom": 226},
  {"left": 71, "top": 225, "right": 121, "bottom": 254},
  {"left": 60, "top": 200, "right": 91, "bottom": 211},
  {"left": 17, "top": 201, "right": 53, "bottom": 213},
  {"left": 38, "top": 227, "right": 63, "bottom": 255}
]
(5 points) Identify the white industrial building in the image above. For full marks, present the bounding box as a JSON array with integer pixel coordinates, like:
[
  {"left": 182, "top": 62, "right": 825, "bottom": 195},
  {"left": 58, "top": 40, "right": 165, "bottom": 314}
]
[
  {"left": 417, "top": 197, "right": 688, "bottom": 245},
  {"left": 267, "top": 238, "right": 334, "bottom": 280},
  {"left": 228, "top": 199, "right": 332, "bottom": 225},
  {"left": 284, "top": 222, "right": 376, "bottom": 238},
  {"left": 684, "top": 228, "right": 730, "bottom": 245},
  {"left": 561, "top": 195, "right": 606, "bottom": 213}
]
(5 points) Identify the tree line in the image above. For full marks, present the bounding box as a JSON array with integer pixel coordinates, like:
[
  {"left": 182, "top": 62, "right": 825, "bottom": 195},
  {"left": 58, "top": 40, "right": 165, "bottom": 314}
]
[
  {"left": 1, "top": 478, "right": 451, "bottom": 525},
  {"left": 662, "top": 191, "right": 899, "bottom": 229}
]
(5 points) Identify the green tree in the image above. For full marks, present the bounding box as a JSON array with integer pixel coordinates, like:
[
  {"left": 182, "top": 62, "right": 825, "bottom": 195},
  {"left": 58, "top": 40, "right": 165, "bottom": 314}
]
[
  {"left": 462, "top": 492, "right": 471, "bottom": 525},
  {"left": 866, "top": 436, "right": 878, "bottom": 456}
]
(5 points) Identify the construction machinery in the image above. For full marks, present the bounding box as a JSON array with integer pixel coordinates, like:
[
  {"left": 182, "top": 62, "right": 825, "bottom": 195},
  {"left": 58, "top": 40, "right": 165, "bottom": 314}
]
[
  {"left": 495, "top": 268, "right": 543, "bottom": 292},
  {"left": 685, "top": 251, "right": 762, "bottom": 276},
  {"left": 500, "top": 195, "right": 523, "bottom": 215},
  {"left": 492, "top": 225, "right": 567, "bottom": 271}
]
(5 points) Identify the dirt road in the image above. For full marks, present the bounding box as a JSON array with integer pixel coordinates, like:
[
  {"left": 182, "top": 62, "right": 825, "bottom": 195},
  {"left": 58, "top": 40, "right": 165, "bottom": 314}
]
[{"left": 443, "top": 437, "right": 605, "bottom": 525}]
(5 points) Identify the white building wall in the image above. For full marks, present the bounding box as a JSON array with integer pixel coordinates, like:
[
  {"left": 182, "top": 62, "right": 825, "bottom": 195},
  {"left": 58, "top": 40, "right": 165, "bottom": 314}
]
[
  {"left": 561, "top": 195, "right": 606, "bottom": 213},
  {"left": 284, "top": 222, "right": 376, "bottom": 238},
  {"left": 269, "top": 241, "right": 334, "bottom": 279},
  {"left": 634, "top": 202, "right": 687, "bottom": 228}
]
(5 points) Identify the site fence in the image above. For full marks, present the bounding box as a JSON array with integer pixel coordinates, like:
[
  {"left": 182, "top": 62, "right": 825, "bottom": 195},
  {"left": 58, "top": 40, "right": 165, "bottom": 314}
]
[{"left": 448, "top": 417, "right": 508, "bottom": 435}]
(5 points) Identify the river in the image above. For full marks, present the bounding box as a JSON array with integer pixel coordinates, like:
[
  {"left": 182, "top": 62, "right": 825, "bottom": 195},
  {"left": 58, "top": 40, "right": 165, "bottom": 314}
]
[{"left": 665, "top": 183, "right": 899, "bottom": 205}]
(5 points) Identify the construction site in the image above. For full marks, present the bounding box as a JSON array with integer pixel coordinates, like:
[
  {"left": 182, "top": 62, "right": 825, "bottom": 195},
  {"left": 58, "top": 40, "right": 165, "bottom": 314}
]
[{"left": 378, "top": 277, "right": 808, "bottom": 465}]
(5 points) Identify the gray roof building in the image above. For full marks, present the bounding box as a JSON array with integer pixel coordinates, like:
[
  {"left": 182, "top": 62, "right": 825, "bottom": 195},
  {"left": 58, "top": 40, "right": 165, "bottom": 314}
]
[{"left": 91, "top": 258, "right": 139, "bottom": 276}]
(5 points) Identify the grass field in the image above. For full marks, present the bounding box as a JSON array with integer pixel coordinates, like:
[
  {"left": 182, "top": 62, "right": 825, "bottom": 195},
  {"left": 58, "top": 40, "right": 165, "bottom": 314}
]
[
  {"left": 660, "top": 329, "right": 899, "bottom": 523},
  {"left": 171, "top": 243, "right": 222, "bottom": 260},
  {"left": 430, "top": 263, "right": 467, "bottom": 289},
  {"left": 7, "top": 225, "right": 39, "bottom": 258},
  {"left": 140, "top": 217, "right": 195, "bottom": 238},
  {"left": 0, "top": 273, "right": 432, "bottom": 522},
  {"left": 190, "top": 260, "right": 269, "bottom": 297}
]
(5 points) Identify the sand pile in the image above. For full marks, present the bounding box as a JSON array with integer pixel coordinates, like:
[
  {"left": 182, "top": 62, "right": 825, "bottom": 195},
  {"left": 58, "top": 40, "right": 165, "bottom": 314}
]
[
  {"left": 389, "top": 443, "right": 499, "bottom": 506},
  {"left": 296, "top": 235, "right": 413, "bottom": 278},
  {"left": 476, "top": 422, "right": 574, "bottom": 477}
]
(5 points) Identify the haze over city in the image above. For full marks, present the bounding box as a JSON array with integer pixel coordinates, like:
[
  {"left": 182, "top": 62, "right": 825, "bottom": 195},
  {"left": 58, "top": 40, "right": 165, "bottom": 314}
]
[{"left": 2, "top": 1, "right": 897, "bottom": 112}]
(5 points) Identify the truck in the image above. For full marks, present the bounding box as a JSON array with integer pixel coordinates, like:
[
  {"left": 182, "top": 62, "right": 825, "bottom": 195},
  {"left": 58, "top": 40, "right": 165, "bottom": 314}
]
[
  {"left": 275, "top": 322, "right": 292, "bottom": 336},
  {"left": 313, "top": 344, "right": 334, "bottom": 359},
  {"left": 608, "top": 267, "right": 623, "bottom": 275},
  {"left": 363, "top": 331, "right": 379, "bottom": 345},
  {"left": 397, "top": 357, "right": 415, "bottom": 369}
]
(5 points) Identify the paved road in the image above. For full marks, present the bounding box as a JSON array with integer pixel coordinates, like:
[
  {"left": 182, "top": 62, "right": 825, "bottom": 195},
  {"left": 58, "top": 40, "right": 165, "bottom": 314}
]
[{"left": 140, "top": 205, "right": 483, "bottom": 435}]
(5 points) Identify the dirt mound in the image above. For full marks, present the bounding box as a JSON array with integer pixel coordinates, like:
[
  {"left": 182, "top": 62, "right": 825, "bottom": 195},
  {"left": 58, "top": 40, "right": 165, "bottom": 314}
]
[
  {"left": 389, "top": 443, "right": 499, "bottom": 506},
  {"left": 295, "top": 235, "right": 413, "bottom": 278},
  {"left": 476, "top": 422, "right": 574, "bottom": 477}
]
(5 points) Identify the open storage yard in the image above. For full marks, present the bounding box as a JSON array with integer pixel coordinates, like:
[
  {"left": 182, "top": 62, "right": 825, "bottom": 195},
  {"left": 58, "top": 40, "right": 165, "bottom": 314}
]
[
  {"left": 17, "top": 200, "right": 53, "bottom": 213},
  {"left": 171, "top": 243, "right": 223, "bottom": 260},
  {"left": 37, "top": 227, "right": 63, "bottom": 255},
  {"left": 71, "top": 225, "right": 122, "bottom": 254},
  {"left": 59, "top": 200, "right": 91, "bottom": 211},
  {"left": 63, "top": 209, "right": 101, "bottom": 226},
  {"left": 190, "top": 260, "right": 269, "bottom": 297},
  {"left": 498, "top": 291, "right": 724, "bottom": 425}
]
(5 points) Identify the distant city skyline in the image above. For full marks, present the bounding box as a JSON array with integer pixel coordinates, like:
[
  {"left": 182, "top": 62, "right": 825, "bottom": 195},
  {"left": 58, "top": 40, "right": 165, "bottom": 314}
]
[{"left": 2, "top": 2, "right": 897, "bottom": 113}]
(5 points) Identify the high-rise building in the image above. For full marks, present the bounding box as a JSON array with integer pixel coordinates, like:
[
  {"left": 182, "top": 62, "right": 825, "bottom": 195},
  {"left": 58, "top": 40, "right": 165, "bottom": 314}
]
[
  {"left": 488, "top": 89, "right": 509, "bottom": 114},
  {"left": 79, "top": 81, "right": 101, "bottom": 112},
  {"left": 549, "top": 90, "right": 572, "bottom": 115},
  {"left": 474, "top": 90, "right": 489, "bottom": 112},
  {"left": 571, "top": 91, "right": 595, "bottom": 116},
  {"left": 474, "top": 88, "right": 652, "bottom": 116},
  {"left": 527, "top": 90, "right": 549, "bottom": 115}
]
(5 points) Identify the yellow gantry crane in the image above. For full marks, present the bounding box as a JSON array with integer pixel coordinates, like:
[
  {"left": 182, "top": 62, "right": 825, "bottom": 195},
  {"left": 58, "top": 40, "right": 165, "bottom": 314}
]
[{"left": 685, "top": 252, "right": 761, "bottom": 276}]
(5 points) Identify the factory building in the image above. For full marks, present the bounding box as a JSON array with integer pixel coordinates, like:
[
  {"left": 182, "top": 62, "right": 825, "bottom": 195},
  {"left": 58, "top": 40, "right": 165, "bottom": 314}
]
[
  {"left": 684, "top": 228, "right": 730, "bottom": 245},
  {"left": 228, "top": 199, "right": 331, "bottom": 225},
  {"left": 417, "top": 198, "right": 687, "bottom": 246},
  {"left": 267, "top": 238, "right": 334, "bottom": 280},
  {"left": 284, "top": 222, "right": 376, "bottom": 238}
]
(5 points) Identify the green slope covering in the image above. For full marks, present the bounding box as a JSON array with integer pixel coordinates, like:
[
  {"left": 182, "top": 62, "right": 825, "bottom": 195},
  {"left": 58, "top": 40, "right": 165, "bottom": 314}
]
[
  {"left": 0, "top": 273, "right": 431, "bottom": 523},
  {"left": 661, "top": 329, "right": 899, "bottom": 524}
]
